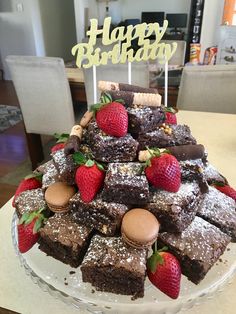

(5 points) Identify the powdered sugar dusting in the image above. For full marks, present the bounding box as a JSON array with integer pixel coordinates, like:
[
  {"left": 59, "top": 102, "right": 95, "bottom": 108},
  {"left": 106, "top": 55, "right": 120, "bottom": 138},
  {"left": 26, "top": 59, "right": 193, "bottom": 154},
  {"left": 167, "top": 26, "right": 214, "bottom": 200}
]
[
  {"left": 82, "top": 235, "right": 147, "bottom": 274},
  {"left": 15, "top": 188, "right": 47, "bottom": 216}
]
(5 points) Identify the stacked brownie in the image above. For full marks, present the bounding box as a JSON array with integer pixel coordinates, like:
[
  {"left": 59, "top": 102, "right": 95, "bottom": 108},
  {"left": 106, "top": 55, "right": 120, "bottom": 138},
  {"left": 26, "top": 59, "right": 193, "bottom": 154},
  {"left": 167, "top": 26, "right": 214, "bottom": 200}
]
[{"left": 14, "top": 81, "right": 236, "bottom": 300}]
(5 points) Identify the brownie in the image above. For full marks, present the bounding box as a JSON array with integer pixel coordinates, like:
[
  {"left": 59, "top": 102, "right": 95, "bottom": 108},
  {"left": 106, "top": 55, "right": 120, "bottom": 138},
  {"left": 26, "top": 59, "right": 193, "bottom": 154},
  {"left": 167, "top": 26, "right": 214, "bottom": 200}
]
[
  {"left": 127, "top": 105, "right": 165, "bottom": 134},
  {"left": 52, "top": 149, "right": 76, "bottom": 185},
  {"left": 137, "top": 124, "right": 197, "bottom": 150},
  {"left": 69, "top": 193, "right": 128, "bottom": 236},
  {"left": 87, "top": 121, "right": 138, "bottom": 162},
  {"left": 81, "top": 235, "right": 147, "bottom": 298},
  {"left": 38, "top": 213, "right": 93, "bottom": 267},
  {"left": 180, "top": 159, "right": 209, "bottom": 193},
  {"left": 14, "top": 188, "right": 47, "bottom": 218},
  {"left": 204, "top": 163, "right": 228, "bottom": 185},
  {"left": 157, "top": 216, "right": 231, "bottom": 284},
  {"left": 102, "top": 162, "right": 149, "bottom": 205},
  {"left": 40, "top": 160, "right": 59, "bottom": 189},
  {"left": 148, "top": 182, "right": 202, "bottom": 232},
  {"left": 197, "top": 187, "right": 236, "bottom": 241}
]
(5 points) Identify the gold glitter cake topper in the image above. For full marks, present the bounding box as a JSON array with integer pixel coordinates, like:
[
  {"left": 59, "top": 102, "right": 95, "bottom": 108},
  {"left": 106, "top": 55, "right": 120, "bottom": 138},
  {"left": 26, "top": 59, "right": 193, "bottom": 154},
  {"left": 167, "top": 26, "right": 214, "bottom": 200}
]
[{"left": 72, "top": 17, "right": 177, "bottom": 68}]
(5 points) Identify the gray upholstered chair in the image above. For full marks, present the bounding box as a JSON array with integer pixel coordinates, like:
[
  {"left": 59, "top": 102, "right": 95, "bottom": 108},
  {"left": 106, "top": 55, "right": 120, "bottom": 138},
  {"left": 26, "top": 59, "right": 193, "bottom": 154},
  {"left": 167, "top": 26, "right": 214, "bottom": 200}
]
[
  {"left": 6, "top": 55, "right": 78, "bottom": 169},
  {"left": 177, "top": 64, "right": 236, "bottom": 113},
  {"left": 83, "top": 61, "right": 150, "bottom": 108}
]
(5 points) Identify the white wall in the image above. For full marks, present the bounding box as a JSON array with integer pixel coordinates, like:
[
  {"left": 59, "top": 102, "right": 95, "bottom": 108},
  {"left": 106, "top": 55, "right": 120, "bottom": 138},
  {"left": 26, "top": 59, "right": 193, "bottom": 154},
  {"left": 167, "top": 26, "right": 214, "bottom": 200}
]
[
  {"left": 39, "top": 0, "right": 77, "bottom": 61},
  {"left": 74, "top": 0, "right": 191, "bottom": 41},
  {"left": 0, "top": 0, "right": 38, "bottom": 79},
  {"left": 200, "top": 0, "right": 225, "bottom": 60}
]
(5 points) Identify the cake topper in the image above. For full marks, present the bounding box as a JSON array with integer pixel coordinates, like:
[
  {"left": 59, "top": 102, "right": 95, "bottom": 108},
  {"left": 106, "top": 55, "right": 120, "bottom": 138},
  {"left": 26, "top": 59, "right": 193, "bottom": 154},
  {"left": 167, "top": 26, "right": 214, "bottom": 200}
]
[{"left": 71, "top": 17, "right": 177, "bottom": 105}]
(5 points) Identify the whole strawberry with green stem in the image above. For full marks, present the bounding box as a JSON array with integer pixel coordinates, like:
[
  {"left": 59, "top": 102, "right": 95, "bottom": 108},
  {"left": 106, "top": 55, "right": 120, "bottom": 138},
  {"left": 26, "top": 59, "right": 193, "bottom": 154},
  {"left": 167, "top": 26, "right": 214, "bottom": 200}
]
[
  {"left": 211, "top": 181, "right": 236, "bottom": 202},
  {"left": 12, "top": 173, "right": 42, "bottom": 207},
  {"left": 18, "top": 208, "right": 46, "bottom": 253},
  {"left": 145, "top": 148, "right": 181, "bottom": 192},
  {"left": 51, "top": 133, "right": 69, "bottom": 153},
  {"left": 164, "top": 107, "right": 177, "bottom": 125},
  {"left": 73, "top": 152, "right": 105, "bottom": 203},
  {"left": 91, "top": 93, "right": 128, "bottom": 137},
  {"left": 147, "top": 244, "right": 181, "bottom": 299}
]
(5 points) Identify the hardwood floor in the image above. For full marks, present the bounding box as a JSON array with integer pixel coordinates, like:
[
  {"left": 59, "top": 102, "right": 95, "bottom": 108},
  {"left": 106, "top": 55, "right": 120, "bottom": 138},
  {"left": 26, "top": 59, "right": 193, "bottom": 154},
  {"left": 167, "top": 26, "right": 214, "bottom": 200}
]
[{"left": 0, "top": 80, "right": 28, "bottom": 207}]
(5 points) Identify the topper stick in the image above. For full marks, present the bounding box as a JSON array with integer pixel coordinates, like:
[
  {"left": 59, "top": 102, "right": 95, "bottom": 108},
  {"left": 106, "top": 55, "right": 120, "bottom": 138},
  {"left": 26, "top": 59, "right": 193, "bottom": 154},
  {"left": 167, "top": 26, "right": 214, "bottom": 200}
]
[
  {"left": 128, "top": 62, "right": 131, "bottom": 84},
  {"left": 93, "top": 64, "right": 97, "bottom": 103},
  {"left": 164, "top": 59, "right": 168, "bottom": 107}
]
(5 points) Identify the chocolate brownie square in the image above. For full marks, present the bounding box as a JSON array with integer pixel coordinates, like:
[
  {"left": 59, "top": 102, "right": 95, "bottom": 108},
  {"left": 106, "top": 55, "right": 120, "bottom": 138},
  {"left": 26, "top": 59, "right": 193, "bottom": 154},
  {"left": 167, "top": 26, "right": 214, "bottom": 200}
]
[
  {"left": 52, "top": 149, "right": 76, "bottom": 185},
  {"left": 204, "top": 163, "right": 228, "bottom": 185},
  {"left": 157, "top": 216, "right": 231, "bottom": 284},
  {"left": 81, "top": 235, "right": 147, "bottom": 298},
  {"left": 14, "top": 188, "right": 47, "bottom": 218},
  {"left": 180, "top": 159, "right": 209, "bottom": 193},
  {"left": 137, "top": 124, "right": 197, "bottom": 150},
  {"left": 38, "top": 213, "right": 93, "bottom": 267},
  {"left": 40, "top": 160, "right": 59, "bottom": 189},
  {"left": 127, "top": 105, "right": 165, "bottom": 134},
  {"left": 148, "top": 182, "right": 202, "bottom": 232},
  {"left": 69, "top": 193, "right": 128, "bottom": 236},
  {"left": 197, "top": 187, "right": 236, "bottom": 241},
  {"left": 87, "top": 121, "right": 138, "bottom": 162},
  {"left": 102, "top": 162, "right": 149, "bottom": 205}
]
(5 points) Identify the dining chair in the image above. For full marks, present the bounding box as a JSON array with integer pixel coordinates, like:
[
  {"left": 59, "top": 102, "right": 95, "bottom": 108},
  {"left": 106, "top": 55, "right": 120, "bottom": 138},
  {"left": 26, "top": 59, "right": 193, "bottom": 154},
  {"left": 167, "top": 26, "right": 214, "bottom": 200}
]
[
  {"left": 6, "top": 55, "right": 78, "bottom": 170},
  {"left": 177, "top": 64, "right": 236, "bottom": 113},
  {"left": 83, "top": 60, "right": 150, "bottom": 108}
]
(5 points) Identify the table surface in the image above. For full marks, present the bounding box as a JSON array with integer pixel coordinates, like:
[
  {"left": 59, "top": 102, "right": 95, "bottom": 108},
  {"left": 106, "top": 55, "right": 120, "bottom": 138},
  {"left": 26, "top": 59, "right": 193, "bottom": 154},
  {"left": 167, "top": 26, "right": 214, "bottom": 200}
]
[{"left": 1, "top": 110, "right": 236, "bottom": 314}]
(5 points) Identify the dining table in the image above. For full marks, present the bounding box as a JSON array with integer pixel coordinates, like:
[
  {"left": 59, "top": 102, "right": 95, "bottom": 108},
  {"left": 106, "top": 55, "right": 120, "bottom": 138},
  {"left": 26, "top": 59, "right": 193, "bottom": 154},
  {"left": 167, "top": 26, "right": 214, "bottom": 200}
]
[{"left": 0, "top": 110, "right": 236, "bottom": 314}]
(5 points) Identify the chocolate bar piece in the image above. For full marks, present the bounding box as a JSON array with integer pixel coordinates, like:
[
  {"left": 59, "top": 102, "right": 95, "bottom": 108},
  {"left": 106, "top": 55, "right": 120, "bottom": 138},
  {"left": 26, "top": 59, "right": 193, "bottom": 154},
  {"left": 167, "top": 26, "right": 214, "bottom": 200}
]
[
  {"left": 127, "top": 105, "right": 165, "bottom": 134},
  {"left": 102, "top": 162, "right": 149, "bottom": 205},
  {"left": 137, "top": 124, "right": 197, "bottom": 150},
  {"left": 157, "top": 216, "right": 231, "bottom": 284},
  {"left": 167, "top": 144, "right": 205, "bottom": 161},
  {"left": 148, "top": 182, "right": 202, "bottom": 232},
  {"left": 69, "top": 193, "right": 128, "bottom": 236},
  {"left": 87, "top": 121, "right": 138, "bottom": 162},
  {"left": 197, "top": 187, "right": 236, "bottom": 241},
  {"left": 81, "top": 235, "right": 147, "bottom": 298},
  {"left": 38, "top": 213, "right": 93, "bottom": 267}
]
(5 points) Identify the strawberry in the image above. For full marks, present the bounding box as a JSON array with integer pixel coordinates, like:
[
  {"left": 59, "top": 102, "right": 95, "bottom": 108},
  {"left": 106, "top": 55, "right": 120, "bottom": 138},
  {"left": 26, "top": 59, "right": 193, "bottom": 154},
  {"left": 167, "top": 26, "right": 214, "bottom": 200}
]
[
  {"left": 211, "top": 182, "right": 236, "bottom": 202},
  {"left": 73, "top": 152, "right": 105, "bottom": 203},
  {"left": 51, "top": 142, "right": 65, "bottom": 153},
  {"left": 91, "top": 93, "right": 128, "bottom": 137},
  {"left": 51, "top": 133, "right": 69, "bottom": 153},
  {"left": 12, "top": 173, "right": 42, "bottom": 207},
  {"left": 147, "top": 245, "right": 181, "bottom": 299},
  {"left": 164, "top": 107, "right": 177, "bottom": 125},
  {"left": 17, "top": 208, "right": 46, "bottom": 253},
  {"left": 145, "top": 148, "right": 181, "bottom": 192}
]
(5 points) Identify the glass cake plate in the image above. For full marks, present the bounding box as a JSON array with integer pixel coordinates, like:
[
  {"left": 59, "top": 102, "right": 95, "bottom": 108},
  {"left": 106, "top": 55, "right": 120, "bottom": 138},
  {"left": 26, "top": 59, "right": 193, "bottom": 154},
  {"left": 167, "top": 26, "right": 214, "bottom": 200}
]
[{"left": 12, "top": 212, "right": 236, "bottom": 314}]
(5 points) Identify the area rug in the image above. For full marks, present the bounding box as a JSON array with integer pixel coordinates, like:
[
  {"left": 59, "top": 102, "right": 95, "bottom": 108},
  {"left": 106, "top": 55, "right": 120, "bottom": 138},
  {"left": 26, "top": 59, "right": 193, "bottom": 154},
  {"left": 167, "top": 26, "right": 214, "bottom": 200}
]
[{"left": 0, "top": 105, "right": 22, "bottom": 133}]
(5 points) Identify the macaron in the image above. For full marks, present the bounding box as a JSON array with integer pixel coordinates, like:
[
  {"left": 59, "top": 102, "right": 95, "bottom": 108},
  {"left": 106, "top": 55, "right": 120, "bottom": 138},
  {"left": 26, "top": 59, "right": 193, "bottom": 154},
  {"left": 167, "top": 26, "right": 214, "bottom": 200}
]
[
  {"left": 45, "top": 182, "right": 76, "bottom": 213},
  {"left": 121, "top": 208, "right": 160, "bottom": 249}
]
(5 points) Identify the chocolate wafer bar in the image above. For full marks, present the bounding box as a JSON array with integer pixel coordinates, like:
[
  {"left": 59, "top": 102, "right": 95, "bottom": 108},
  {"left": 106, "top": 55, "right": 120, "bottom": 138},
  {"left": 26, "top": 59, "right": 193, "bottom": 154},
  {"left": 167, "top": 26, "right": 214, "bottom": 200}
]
[
  {"left": 98, "top": 80, "right": 158, "bottom": 94},
  {"left": 102, "top": 90, "right": 162, "bottom": 107}
]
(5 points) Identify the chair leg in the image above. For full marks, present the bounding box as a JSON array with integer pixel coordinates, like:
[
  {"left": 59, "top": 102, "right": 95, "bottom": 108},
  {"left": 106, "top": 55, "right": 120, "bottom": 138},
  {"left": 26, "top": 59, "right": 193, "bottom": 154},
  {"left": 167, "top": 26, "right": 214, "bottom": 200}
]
[{"left": 25, "top": 132, "right": 44, "bottom": 170}]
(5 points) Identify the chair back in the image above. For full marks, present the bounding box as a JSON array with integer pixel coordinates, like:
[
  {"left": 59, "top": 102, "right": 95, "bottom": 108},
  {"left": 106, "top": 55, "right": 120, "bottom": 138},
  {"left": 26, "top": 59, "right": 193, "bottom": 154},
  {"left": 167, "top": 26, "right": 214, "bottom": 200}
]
[
  {"left": 177, "top": 64, "right": 236, "bottom": 113},
  {"left": 83, "top": 61, "right": 150, "bottom": 107},
  {"left": 6, "top": 56, "right": 75, "bottom": 135}
]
